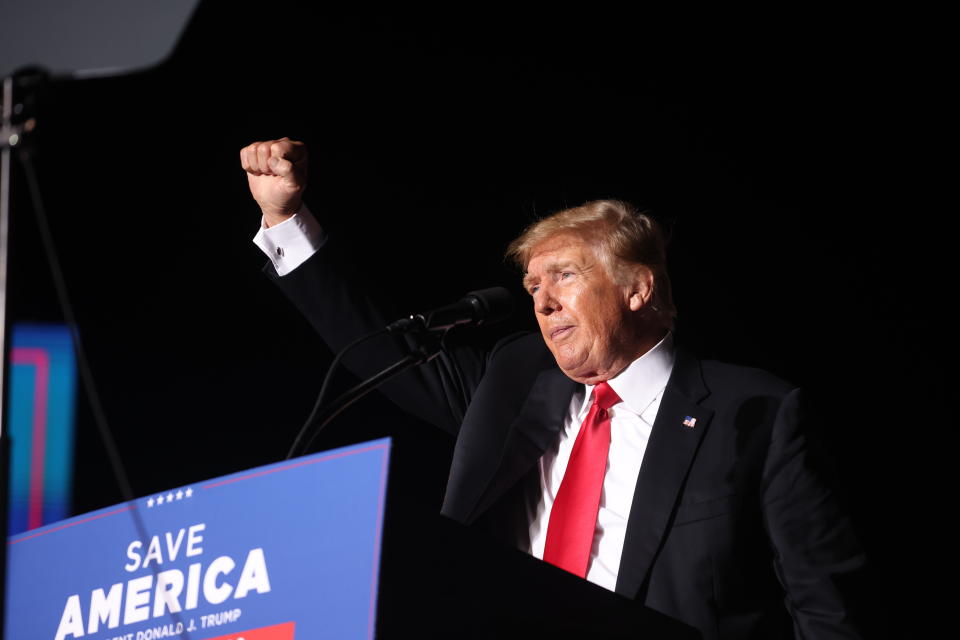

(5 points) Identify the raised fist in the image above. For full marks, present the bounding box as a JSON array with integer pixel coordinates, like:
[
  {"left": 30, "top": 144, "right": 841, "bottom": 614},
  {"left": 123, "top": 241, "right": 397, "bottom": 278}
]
[{"left": 240, "top": 137, "right": 308, "bottom": 227}]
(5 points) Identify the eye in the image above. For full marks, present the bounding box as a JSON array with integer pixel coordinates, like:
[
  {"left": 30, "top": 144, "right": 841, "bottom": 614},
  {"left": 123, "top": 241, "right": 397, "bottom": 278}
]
[
  {"left": 529, "top": 284, "right": 540, "bottom": 295},
  {"left": 560, "top": 271, "right": 573, "bottom": 280}
]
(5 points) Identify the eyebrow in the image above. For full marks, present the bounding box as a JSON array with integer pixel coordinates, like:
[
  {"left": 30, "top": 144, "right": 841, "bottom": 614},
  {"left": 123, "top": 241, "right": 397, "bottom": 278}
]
[{"left": 522, "top": 260, "right": 579, "bottom": 290}]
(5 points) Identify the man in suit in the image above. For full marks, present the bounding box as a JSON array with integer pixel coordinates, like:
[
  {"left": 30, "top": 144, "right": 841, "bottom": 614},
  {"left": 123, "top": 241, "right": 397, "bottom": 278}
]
[{"left": 241, "top": 138, "right": 866, "bottom": 639}]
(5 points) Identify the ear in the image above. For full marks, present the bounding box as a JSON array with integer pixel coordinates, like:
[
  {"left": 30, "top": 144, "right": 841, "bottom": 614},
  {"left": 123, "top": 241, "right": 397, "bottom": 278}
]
[{"left": 627, "top": 266, "right": 655, "bottom": 312}]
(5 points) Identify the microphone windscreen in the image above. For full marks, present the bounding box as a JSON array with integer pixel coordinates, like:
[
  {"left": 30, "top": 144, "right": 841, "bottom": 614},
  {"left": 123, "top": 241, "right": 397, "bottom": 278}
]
[{"left": 463, "top": 287, "right": 514, "bottom": 326}]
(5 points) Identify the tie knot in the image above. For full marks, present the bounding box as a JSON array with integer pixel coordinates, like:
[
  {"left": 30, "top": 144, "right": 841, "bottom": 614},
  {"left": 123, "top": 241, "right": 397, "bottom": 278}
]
[{"left": 592, "top": 381, "right": 622, "bottom": 411}]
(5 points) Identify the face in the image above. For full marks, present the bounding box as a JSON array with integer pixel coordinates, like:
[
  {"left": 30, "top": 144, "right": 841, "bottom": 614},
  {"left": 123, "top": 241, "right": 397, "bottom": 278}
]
[{"left": 524, "top": 234, "right": 653, "bottom": 384}]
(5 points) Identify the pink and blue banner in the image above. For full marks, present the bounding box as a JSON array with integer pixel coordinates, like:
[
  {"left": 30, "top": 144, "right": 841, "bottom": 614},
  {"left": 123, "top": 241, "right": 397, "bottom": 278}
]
[
  {"left": 5, "top": 438, "right": 391, "bottom": 640},
  {"left": 7, "top": 323, "right": 78, "bottom": 535}
]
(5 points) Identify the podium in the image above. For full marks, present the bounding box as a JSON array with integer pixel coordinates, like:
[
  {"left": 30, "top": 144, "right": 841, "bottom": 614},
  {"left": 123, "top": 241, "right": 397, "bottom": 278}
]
[
  {"left": 5, "top": 438, "right": 698, "bottom": 639},
  {"left": 382, "top": 514, "right": 701, "bottom": 639}
]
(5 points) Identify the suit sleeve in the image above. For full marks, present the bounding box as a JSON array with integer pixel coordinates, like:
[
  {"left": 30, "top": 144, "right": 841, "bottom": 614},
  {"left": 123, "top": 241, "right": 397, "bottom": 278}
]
[
  {"left": 761, "top": 388, "right": 867, "bottom": 639},
  {"left": 264, "top": 235, "right": 494, "bottom": 436}
]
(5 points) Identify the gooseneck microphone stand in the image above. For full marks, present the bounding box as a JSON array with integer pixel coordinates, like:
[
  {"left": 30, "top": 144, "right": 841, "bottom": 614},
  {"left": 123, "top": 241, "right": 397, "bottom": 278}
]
[
  {"left": 285, "top": 286, "right": 512, "bottom": 460},
  {"left": 286, "top": 331, "right": 445, "bottom": 460}
]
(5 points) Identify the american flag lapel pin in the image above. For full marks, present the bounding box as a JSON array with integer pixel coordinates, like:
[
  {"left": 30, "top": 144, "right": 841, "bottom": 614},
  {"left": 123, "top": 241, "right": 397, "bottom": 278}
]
[{"left": 682, "top": 416, "right": 697, "bottom": 428}]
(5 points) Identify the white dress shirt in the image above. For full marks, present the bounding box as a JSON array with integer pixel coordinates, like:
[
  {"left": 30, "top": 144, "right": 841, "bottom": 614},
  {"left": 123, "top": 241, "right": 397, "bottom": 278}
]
[
  {"left": 527, "top": 334, "right": 675, "bottom": 591},
  {"left": 253, "top": 208, "right": 676, "bottom": 591},
  {"left": 252, "top": 207, "right": 326, "bottom": 276}
]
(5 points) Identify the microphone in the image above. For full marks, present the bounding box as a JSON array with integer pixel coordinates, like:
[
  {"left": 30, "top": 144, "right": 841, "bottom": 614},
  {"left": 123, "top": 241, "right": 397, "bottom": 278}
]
[{"left": 386, "top": 287, "right": 514, "bottom": 333}]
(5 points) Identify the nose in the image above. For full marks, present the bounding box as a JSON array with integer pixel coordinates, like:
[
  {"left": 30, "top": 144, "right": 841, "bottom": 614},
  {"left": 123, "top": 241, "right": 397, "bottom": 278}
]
[{"left": 534, "top": 283, "right": 560, "bottom": 316}]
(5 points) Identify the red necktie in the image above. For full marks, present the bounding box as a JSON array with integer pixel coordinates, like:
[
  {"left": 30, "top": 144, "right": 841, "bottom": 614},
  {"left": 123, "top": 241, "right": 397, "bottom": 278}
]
[{"left": 543, "top": 381, "right": 622, "bottom": 578}]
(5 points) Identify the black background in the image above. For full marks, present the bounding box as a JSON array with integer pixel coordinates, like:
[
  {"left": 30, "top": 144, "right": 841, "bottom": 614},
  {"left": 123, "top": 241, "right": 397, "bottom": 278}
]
[{"left": 7, "top": 4, "right": 946, "bottom": 637}]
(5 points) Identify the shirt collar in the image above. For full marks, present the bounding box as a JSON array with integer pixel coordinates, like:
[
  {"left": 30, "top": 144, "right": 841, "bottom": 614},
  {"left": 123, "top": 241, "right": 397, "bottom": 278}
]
[{"left": 575, "top": 332, "right": 676, "bottom": 420}]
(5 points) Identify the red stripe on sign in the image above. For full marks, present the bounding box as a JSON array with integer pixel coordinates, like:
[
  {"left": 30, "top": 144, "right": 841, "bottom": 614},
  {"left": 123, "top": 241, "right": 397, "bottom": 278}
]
[
  {"left": 202, "top": 443, "right": 388, "bottom": 489},
  {"left": 11, "top": 347, "right": 51, "bottom": 531},
  {"left": 203, "top": 621, "right": 295, "bottom": 640}
]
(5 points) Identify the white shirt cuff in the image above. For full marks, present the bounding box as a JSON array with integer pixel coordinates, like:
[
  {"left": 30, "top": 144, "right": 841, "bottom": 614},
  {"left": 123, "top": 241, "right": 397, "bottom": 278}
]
[{"left": 252, "top": 204, "right": 327, "bottom": 276}]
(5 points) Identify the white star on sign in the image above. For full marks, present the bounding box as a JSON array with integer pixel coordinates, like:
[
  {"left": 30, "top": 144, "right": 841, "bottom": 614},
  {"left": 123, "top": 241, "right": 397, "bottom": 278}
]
[
  {"left": 185, "top": 488, "right": 193, "bottom": 498},
  {"left": 157, "top": 495, "right": 164, "bottom": 505},
  {"left": 147, "top": 497, "right": 155, "bottom": 508},
  {"left": 176, "top": 490, "right": 184, "bottom": 500},
  {"left": 166, "top": 493, "right": 174, "bottom": 502}
]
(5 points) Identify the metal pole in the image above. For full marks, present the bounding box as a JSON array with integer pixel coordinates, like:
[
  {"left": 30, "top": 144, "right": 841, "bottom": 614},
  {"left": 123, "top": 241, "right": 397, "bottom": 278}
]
[
  {"left": 0, "top": 72, "right": 14, "bottom": 640},
  {"left": 0, "top": 75, "right": 12, "bottom": 436}
]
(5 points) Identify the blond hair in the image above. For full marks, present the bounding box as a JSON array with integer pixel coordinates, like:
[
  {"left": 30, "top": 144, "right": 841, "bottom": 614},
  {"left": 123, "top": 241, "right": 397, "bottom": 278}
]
[{"left": 506, "top": 200, "right": 676, "bottom": 326}]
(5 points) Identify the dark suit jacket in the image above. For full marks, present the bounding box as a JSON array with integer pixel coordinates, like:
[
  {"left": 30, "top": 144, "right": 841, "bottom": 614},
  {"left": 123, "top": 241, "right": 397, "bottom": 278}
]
[{"left": 269, "top": 239, "right": 866, "bottom": 640}]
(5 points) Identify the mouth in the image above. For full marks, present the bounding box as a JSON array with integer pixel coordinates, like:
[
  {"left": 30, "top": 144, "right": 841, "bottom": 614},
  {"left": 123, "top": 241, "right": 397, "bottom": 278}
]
[{"left": 549, "top": 325, "right": 574, "bottom": 341}]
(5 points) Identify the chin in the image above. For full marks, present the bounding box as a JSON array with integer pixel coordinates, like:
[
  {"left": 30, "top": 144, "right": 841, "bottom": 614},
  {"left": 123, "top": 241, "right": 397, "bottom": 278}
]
[
  {"left": 551, "top": 350, "right": 581, "bottom": 373},
  {"left": 556, "top": 359, "right": 594, "bottom": 383}
]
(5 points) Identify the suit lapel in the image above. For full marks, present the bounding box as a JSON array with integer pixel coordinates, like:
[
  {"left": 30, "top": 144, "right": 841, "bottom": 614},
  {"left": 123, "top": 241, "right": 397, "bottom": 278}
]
[
  {"left": 467, "top": 366, "right": 577, "bottom": 521},
  {"left": 615, "top": 348, "right": 714, "bottom": 598}
]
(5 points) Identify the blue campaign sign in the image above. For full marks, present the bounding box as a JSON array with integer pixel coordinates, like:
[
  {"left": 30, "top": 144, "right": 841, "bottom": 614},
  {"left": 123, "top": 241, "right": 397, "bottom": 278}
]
[{"left": 5, "top": 438, "right": 391, "bottom": 640}]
